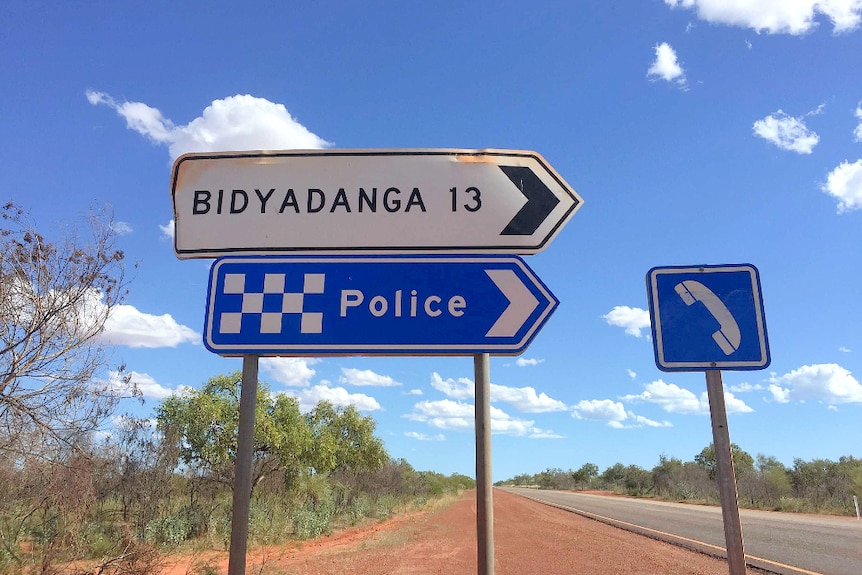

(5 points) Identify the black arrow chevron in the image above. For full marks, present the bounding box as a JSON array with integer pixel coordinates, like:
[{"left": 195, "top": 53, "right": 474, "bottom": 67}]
[{"left": 499, "top": 165, "right": 560, "bottom": 236}]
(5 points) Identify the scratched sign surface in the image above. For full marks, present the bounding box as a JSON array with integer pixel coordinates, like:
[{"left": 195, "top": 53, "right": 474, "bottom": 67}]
[{"left": 170, "top": 149, "right": 582, "bottom": 258}]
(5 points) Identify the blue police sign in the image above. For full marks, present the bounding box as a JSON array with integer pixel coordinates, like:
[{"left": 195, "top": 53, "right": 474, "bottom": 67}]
[
  {"left": 204, "top": 255, "right": 558, "bottom": 356},
  {"left": 646, "top": 264, "right": 770, "bottom": 372}
]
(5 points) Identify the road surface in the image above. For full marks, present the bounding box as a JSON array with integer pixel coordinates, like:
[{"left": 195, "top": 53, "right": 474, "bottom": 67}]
[{"left": 506, "top": 488, "right": 861, "bottom": 575}]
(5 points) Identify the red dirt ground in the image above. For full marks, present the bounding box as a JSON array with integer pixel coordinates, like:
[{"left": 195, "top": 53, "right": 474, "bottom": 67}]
[{"left": 156, "top": 489, "right": 756, "bottom": 575}]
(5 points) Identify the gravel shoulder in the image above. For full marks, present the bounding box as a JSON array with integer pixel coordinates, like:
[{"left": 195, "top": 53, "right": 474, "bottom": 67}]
[{"left": 161, "top": 488, "right": 759, "bottom": 574}]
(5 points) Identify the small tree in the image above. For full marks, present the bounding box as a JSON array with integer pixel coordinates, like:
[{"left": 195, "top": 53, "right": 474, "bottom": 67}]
[
  {"left": 306, "top": 401, "right": 388, "bottom": 477},
  {"left": 156, "top": 371, "right": 312, "bottom": 493},
  {"left": 0, "top": 202, "right": 130, "bottom": 458},
  {"left": 572, "top": 463, "right": 599, "bottom": 488},
  {"left": 694, "top": 443, "right": 754, "bottom": 481}
]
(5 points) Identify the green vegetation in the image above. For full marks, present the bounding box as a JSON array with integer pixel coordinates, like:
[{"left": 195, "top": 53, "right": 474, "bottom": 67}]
[
  {"left": 496, "top": 444, "right": 862, "bottom": 516},
  {"left": 0, "top": 371, "right": 474, "bottom": 574}
]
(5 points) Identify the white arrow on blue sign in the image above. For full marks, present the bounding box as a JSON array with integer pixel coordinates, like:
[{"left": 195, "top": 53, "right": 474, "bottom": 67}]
[
  {"left": 646, "top": 264, "right": 770, "bottom": 372},
  {"left": 203, "top": 255, "right": 558, "bottom": 356}
]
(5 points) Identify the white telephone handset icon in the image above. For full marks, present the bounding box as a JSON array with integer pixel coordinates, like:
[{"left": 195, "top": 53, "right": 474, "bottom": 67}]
[{"left": 674, "top": 280, "right": 741, "bottom": 355}]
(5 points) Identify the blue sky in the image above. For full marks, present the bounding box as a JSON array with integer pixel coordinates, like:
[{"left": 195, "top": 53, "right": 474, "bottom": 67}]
[{"left": 2, "top": 0, "right": 861, "bottom": 481}]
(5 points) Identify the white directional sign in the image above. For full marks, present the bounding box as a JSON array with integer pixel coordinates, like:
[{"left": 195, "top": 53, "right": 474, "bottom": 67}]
[{"left": 170, "top": 149, "right": 582, "bottom": 259}]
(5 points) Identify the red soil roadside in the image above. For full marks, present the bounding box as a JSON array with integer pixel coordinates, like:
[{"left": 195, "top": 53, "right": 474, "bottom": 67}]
[{"left": 155, "top": 488, "right": 756, "bottom": 575}]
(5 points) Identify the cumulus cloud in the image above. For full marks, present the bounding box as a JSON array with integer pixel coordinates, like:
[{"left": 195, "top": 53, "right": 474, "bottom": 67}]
[
  {"left": 664, "top": 0, "right": 862, "bottom": 35},
  {"left": 404, "top": 399, "right": 553, "bottom": 437},
  {"left": 647, "top": 42, "right": 687, "bottom": 87},
  {"left": 339, "top": 367, "right": 402, "bottom": 387},
  {"left": 627, "top": 369, "right": 638, "bottom": 380},
  {"left": 404, "top": 431, "right": 446, "bottom": 441},
  {"left": 430, "top": 373, "right": 474, "bottom": 400},
  {"left": 602, "top": 306, "right": 651, "bottom": 338},
  {"left": 98, "top": 294, "right": 199, "bottom": 348},
  {"left": 430, "top": 372, "right": 567, "bottom": 412},
  {"left": 753, "top": 110, "right": 820, "bottom": 154},
  {"left": 260, "top": 357, "right": 320, "bottom": 387},
  {"left": 621, "top": 379, "right": 753, "bottom": 415},
  {"left": 516, "top": 357, "right": 544, "bottom": 367},
  {"left": 571, "top": 399, "right": 672, "bottom": 429},
  {"left": 822, "top": 159, "right": 862, "bottom": 212},
  {"left": 854, "top": 101, "right": 862, "bottom": 141},
  {"left": 727, "top": 382, "right": 764, "bottom": 393},
  {"left": 111, "top": 221, "right": 133, "bottom": 235},
  {"left": 285, "top": 384, "right": 381, "bottom": 412},
  {"left": 769, "top": 363, "right": 862, "bottom": 405},
  {"left": 108, "top": 370, "right": 189, "bottom": 400},
  {"left": 87, "top": 91, "right": 331, "bottom": 161},
  {"left": 159, "top": 219, "right": 175, "bottom": 240},
  {"left": 572, "top": 399, "right": 628, "bottom": 422}
]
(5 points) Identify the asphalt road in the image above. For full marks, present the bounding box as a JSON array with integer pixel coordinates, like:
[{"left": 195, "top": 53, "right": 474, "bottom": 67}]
[{"left": 504, "top": 488, "right": 861, "bottom": 575}]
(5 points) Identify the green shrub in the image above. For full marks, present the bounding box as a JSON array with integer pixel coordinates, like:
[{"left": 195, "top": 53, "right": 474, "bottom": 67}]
[
  {"left": 144, "top": 514, "right": 191, "bottom": 546},
  {"left": 291, "top": 503, "right": 332, "bottom": 539},
  {"left": 347, "top": 494, "right": 372, "bottom": 525}
]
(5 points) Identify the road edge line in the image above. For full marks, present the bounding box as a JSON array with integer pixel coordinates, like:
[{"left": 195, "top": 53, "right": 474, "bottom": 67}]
[{"left": 510, "top": 490, "right": 824, "bottom": 575}]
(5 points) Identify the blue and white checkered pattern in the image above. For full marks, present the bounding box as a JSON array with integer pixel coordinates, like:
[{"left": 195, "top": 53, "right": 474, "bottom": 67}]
[{"left": 218, "top": 272, "right": 325, "bottom": 335}]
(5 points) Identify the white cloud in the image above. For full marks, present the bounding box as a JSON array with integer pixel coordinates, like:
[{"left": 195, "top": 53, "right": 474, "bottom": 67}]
[
  {"left": 768, "top": 363, "right": 862, "bottom": 405},
  {"left": 87, "top": 91, "right": 331, "bottom": 161},
  {"left": 430, "top": 372, "right": 567, "bottom": 412},
  {"left": 430, "top": 372, "right": 474, "bottom": 400},
  {"left": 839, "top": 346, "right": 852, "bottom": 353},
  {"left": 492, "top": 385, "right": 568, "bottom": 413},
  {"left": 528, "top": 428, "right": 566, "bottom": 439},
  {"left": 261, "top": 357, "right": 320, "bottom": 387},
  {"left": 111, "top": 221, "right": 133, "bottom": 235},
  {"left": 572, "top": 399, "right": 672, "bottom": 429},
  {"left": 621, "top": 379, "right": 753, "bottom": 415},
  {"left": 627, "top": 369, "right": 638, "bottom": 380},
  {"left": 647, "top": 42, "right": 687, "bottom": 87},
  {"left": 753, "top": 110, "right": 820, "bottom": 154},
  {"left": 159, "top": 219, "right": 175, "bottom": 240},
  {"left": 602, "top": 306, "right": 651, "bottom": 338},
  {"left": 286, "top": 384, "right": 381, "bottom": 412},
  {"left": 404, "top": 431, "right": 446, "bottom": 441},
  {"left": 727, "top": 382, "right": 764, "bottom": 393},
  {"left": 665, "top": 0, "right": 862, "bottom": 35},
  {"left": 99, "top": 296, "right": 199, "bottom": 348},
  {"left": 405, "top": 399, "right": 474, "bottom": 430},
  {"left": 108, "top": 370, "right": 189, "bottom": 400},
  {"left": 516, "top": 357, "right": 544, "bottom": 367},
  {"left": 572, "top": 399, "right": 628, "bottom": 422},
  {"left": 854, "top": 101, "right": 862, "bottom": 141},
  {"left": 822, "top": 159, "right": 862, "bottom": 212},
  {"left": 339, "top": 367, "right": 402, "bottom": 387},
  {"left": 404, "top": 399, "right": 554, "bottom": 437}
]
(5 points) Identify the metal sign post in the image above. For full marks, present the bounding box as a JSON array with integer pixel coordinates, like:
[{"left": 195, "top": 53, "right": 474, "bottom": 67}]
[
  {"left": 227, "top": 355, "right": 259, "bottom": 575},
  {"left": 705, "top": 370, "right": 746, "bottom": 575},
  {"left": 474, "top": 353, "right": 494, "bottom": 575}
]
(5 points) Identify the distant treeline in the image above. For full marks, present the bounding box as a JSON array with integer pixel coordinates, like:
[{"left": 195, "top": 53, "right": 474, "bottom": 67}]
[{"left": 496, "top": 445, "right": 862, "bottom": 516}]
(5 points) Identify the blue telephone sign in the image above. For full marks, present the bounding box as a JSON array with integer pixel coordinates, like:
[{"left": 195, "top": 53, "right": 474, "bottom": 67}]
[{"left": 646, "top": 264, "right": 770, "bottom": 372}]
